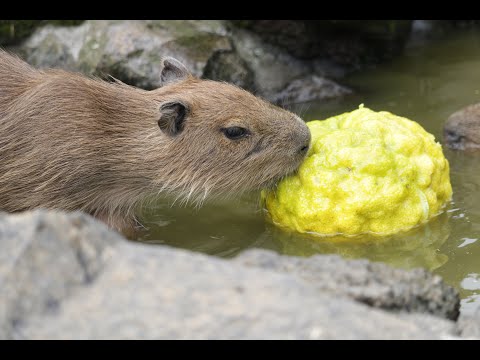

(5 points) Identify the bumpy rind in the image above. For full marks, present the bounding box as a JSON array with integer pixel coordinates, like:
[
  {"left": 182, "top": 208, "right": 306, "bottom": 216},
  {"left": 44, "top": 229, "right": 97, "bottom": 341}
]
[{"left": 263, "top": 105, "right": 453, "bottom": 236}]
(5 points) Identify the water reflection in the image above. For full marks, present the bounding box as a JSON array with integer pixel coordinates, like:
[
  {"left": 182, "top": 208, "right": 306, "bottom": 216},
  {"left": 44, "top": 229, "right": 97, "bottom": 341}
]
[
  {"left": 137, "top": 195, "right": 452, "bottom": 272},
  {"left": 262, "top": 211, "right": 451, "bottom": 271},
  {"left": 136, "top": 198, "right": 267, "bottom": 258}
]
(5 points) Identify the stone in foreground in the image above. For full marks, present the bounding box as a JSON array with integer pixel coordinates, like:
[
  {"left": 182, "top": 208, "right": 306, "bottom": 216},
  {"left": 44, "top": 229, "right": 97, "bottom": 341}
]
[{"left": 0, "top": 210, "right": 465, "bottom": 339}]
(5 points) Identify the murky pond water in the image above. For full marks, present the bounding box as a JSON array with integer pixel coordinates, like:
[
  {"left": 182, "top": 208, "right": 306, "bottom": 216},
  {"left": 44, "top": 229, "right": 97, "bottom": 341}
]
[{"left": 136, "top": 28, "right": 480, "bottom": 315}]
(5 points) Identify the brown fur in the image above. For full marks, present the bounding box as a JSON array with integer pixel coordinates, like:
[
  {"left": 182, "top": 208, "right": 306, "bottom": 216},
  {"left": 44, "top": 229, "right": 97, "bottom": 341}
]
[
  {"left": 0, "top": 50, "right": 310, "bottom": 232},
  {"left": 444, "top": 103, "right": 480, "bottom": 151}
]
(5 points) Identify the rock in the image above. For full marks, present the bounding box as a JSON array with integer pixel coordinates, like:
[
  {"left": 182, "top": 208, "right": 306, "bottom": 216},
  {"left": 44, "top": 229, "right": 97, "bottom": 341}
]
[
  {"left": 229, "top": 20, "right": 316, "bottom": 60},
  {"left": 0, "top": 210, "right": 466, "bottom": 339},
  {"left": 20, "top": 20, "right": 232, "bottom": 90},
  {"left": 0, "top": 210, "right": 120, "bottom": 339},
  {"left": 0, "top": 20, "right": 83, "bottom": 46},
  {"left": 17, "top": 20, "right": 351, "bottom": 105},
  {"left": 0, "top": 21, "right": 43, "bottom": 46},
  {"left": 234, "top": 249, "right": 460, "bottom": 320},
  {"left": 20, "top": 23, "right": 91, "bottom": 72},
  {"left": 229, "top": 27, "right": 351, "bottom": 104},
  {"left": 407, "top": 20, "right": 480, "bottom": 48},
  {"left": 203, "top": 51, "right": 254, "bottom": 91},
  {"left": 456, "top": 307, "right": 480, "bottom": 338},
  {"left": 406, "top": 21, "right": 474, "bottom": 48},
  {"left": 444, "top": 103, "right": 480, "bottom": 151},
  {"left": 229, "top": 20, "right": 413, "bottom": 68},
  {"left": 228, "top": 27, "right": 309, "bottom": 97},
  {"left": 268, "top": 75, "right": 352, "bottom": 105}
]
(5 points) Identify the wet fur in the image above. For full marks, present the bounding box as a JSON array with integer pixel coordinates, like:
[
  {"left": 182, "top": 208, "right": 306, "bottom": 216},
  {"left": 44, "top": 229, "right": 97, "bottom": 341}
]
[{"left": 0, "top": 50, "right": 310, "bottom": 232}]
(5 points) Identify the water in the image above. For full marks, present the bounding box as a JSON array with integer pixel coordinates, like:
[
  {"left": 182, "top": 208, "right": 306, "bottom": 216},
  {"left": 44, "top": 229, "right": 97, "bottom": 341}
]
[{"left": 136, "top": 28, "right": 480, "bottom": 315}]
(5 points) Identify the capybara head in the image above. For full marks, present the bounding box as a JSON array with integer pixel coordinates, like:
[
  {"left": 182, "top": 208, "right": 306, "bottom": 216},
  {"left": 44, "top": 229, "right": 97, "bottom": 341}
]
[{"left": 144, "top": 58, "right": 311, "bottom": 203}]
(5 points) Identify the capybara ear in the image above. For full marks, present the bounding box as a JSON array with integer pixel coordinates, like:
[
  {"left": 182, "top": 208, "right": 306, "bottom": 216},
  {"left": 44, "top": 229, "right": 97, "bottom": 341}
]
[
  {"left": 158, "top": 101, "right": 188, "bottom": 136},
  {"left": 160, "top": 57, "right": 191, "bottom": 85}
]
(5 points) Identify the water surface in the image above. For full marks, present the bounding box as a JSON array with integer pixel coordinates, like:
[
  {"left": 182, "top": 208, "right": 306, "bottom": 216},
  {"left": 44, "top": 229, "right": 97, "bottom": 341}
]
[{"left": 137, "top": 28, "right": 480, "bottom": 315}]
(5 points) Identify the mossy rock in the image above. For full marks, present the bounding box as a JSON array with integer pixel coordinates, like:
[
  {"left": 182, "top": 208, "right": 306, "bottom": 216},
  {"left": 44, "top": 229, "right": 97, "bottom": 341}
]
[{"left": 0, "top": 20, "right": 83, "bottom": 46}]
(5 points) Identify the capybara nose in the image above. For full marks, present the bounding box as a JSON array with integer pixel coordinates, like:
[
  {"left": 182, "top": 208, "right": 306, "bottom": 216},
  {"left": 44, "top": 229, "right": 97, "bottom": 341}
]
[
  {"left": 299, "top": 143, "right": 309, "bottom": 154},
  {"left": 297, "top": 126, "right": 311, "bottom": 155}
]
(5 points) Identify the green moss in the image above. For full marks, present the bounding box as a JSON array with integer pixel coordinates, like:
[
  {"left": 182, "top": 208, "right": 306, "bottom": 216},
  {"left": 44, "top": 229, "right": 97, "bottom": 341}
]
[{"left": 0, "top": 20, "right": 84, "bottom": 46}]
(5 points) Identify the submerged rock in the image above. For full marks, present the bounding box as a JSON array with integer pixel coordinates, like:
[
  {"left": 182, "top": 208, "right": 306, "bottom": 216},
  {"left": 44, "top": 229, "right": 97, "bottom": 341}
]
[
  {"left": 0, "top": 210, "right": 469, "bottom": 339},
  {"left": 444, "top": 103, "right": 480, "bottom": 151}
]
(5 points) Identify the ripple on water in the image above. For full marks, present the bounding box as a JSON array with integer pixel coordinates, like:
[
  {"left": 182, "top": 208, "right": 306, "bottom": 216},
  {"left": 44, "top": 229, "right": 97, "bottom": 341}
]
[{"left": 458, "top": 237, "right": 478, "bottom": 248}]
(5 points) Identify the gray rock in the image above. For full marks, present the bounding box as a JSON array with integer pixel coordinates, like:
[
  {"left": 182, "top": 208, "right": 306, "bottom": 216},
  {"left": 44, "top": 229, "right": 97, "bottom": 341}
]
[
  {"left": 268, "top": 75, "right": 352, "bottom": 105},
  {"left": 456, "top": 307, "right": 480, "bottom": 339},
  {"left": 0, "top": 210, "right": 464, "bottom": 339},
  {"left": 0, "top": 210, "right": 120, "bottom": 338},
  {"left": 0, "top": 21, "right": 84, "bottom": 47},
  {"left": 229, "top": 28, "right": 310, "bottom": 98},
  {"left": 203, "top": 50, "right": 254, "bottom": 91},
  {"left": 229, "top": 20, "right": 413, "bottom": 67},
  {"left": 234, "top": 249, "right": 460, "bottom": 320},
  {"left": 21, "top": 20, "right": 232, "bottom": 90},
  {"left": 443, "top": 103, "right": 480, "bottom": 151},
  {"left": 16, "top": 20, "right": 351, "bottom": 105},
  {"left": 408, "top": 20, "right": 444, "bottom": 46},
  {"left": 229, "top": 27, "right": 351, "bottom": 105},
  {"left": 229, "top": 20, "right": 316, "bottom": 60}
]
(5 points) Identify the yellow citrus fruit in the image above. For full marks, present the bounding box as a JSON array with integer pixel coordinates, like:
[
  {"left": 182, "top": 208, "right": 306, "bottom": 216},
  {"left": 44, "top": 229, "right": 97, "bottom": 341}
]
[{"left": 262, "top": 105, "right": 452, "bottom": 236}]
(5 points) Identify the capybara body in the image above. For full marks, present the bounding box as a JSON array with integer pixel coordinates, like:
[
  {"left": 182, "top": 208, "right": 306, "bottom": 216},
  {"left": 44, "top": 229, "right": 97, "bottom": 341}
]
[{"left": 0, "top": 51, "right": 310, "bottom": 232}]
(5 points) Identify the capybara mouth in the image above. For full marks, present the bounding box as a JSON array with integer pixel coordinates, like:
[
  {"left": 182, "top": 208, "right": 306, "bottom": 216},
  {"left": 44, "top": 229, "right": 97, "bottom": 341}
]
[{"left": 261, "top": 157, "right": 306, "bottom": 190}]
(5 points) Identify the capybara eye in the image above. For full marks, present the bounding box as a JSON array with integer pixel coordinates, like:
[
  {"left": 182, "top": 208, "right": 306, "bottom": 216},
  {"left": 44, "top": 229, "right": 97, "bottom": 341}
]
[{"left": 222, "top": 126, "right": 250, "bottom": 140}]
